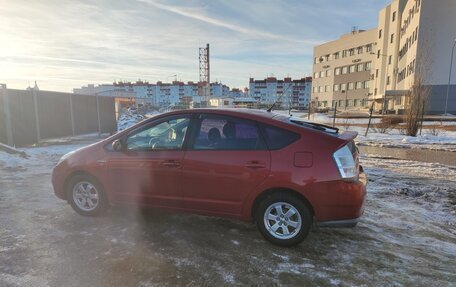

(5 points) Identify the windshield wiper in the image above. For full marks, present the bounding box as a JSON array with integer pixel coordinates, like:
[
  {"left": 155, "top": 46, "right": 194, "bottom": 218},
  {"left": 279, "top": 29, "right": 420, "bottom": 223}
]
[{"left": 290, "top": 119, "right": 339, "bottom": 134}]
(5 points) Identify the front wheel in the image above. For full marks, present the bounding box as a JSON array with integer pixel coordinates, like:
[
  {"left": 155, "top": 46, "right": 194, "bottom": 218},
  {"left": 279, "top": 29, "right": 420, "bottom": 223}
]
[
  {"left": 67, "top": 175, "right": 108, "bottom": 216},
  {"left": 256, "top": 194, "right": 312, "bottom": 246}
]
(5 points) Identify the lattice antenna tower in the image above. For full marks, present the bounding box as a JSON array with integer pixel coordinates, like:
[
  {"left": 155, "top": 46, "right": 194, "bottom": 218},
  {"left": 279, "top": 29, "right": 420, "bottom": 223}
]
[{"left": 199, "top": 43, "right": 210, "bottom": 104}]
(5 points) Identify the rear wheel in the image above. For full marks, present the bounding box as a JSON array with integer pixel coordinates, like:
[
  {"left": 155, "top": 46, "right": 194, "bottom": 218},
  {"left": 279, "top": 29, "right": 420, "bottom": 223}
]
[
  {"left": 256, "top": 193, "right": 312, "bottom": 246},
  {"left": 67, "top": 175, "right": 108, "bottom": 216}
]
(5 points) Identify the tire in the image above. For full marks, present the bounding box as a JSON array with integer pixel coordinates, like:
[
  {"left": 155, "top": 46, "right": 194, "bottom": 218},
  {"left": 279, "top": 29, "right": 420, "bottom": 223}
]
[
  {"left": 256, "top": 193, "right": 312, "bottom": 246},
  {"left": 67, "top": 174, "right": 109, "bottom": 216}
]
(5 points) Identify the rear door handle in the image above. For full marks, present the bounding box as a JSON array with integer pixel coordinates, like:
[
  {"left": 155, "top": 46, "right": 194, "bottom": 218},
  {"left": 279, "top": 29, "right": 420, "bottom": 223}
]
[
  {"left": 161, "top": 160, "right": 181, "bottom": 168},
  {"left": 245, "top": 161, "right": 266, "bottom": 169}
]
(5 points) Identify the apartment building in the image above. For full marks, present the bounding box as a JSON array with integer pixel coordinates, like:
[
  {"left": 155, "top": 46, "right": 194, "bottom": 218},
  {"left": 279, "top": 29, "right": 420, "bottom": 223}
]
[
  {"left": 75, "top": 81, "right": 231, "bottom": 108},
  {"left": 373, "top": 0, "right": 456, "bottom": 113},
  {"left": 249, "top": 77, "right": 312, "bottom": 109},
  {"left": 312, "top": 0, "right": 456, "bottom": 114},
  {"left": 312, "top": 29, "right": 376, "bottom": 110}
]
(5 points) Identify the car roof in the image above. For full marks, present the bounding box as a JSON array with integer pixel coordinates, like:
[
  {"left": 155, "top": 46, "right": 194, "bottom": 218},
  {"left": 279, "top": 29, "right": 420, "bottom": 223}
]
[{"left": 167, "top": 108, "right": 279, "bottom": 121}]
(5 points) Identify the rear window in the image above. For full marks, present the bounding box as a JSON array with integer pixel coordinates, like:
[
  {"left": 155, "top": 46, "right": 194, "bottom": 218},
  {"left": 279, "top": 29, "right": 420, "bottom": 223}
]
[{"left": 261, "top": 125, "right": 300, "bottom": 150}]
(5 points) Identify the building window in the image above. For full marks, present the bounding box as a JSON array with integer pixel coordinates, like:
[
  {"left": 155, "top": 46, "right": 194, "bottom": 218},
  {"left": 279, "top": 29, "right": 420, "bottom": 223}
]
[
  {"left": 334, "top": 84, "right": 340, "bottom": 91},
  {"left": 313, "top": 87, "right": 316, "bottom": 93},
  {"left": 349, "top": 49, "right": 355, "bottom": 56},
  {"left": 334, "top": 52, "right": 340, "bottom": 59},
  {"left": 377, "top": 50, "right": 381, "bottom": 58},
  {"left": 379, "top": 29, "right": 382, "bottom": 38},
  {"left": 314, "top": 57, "right": 319, "bottom": 64},
  {"left": 392, "top": 11, "right": 396, "bottom": 22},
  {"left": 326, "top": 70, "right": 332, "bottom": 77},
  {"left": 388, "top": 55, "right": 392, "bottom": 65},
  {"left": 341, "top": 83, "right": 347, "bottom": 91},
  {"left": 387, "top": 76, "right": 391, "bottom": 85},
  {"left": 366, "top": 44, "right": 373, "bottom": 52},
  {"left": 319, "top": 86, "right": 323, "bottom": 93},
  {"left": 349, "top": 65, "right": 356, "bottom": 73},
  {"left": 357, "top": 46, "right": 363, "bottom": 54},
  {"left": 325, "top": 85, "right": 330, "bottom": 92},
  {"left": 339, "top": 100, "right": 344, "bottom": 107},
  {"left": 342, "top": 66, "right": 348, "bottom": 74},
  {"left": 354, "top": 99, "right": 360, "bottom": 106},
  {"left": 314, "top": 72, "right": 319, "bottom": 78},
  {"left": 365, "top": 62, "right": 372, "bottom": 71},
  {"left": 348, "top": 82, "right": 354, "bottom": 90},
  {"left": 335, "top": 67, "right": 341, "bottom": 75},
  {"left": 325, "top": 54, "right": 330, "bottom": 61},
  {"left": 357, "top": 64, "right": 364, "bottom": 72},
  {"left": 364, "top": 81, "right": 370, "bottom": 89},
  {"left": 320, "top": 71, "right": 324, "bottom": 78},
  {"left": 342, "top": 50, "right": 348, "bottom": 57},
  {"left": 376, "top": 69, "right": 379, "bottom": 78},
  {"left": 390, "top": 33, "right": 395, "bottom": 43},
  {"left": 356, "top": 81, "right": 363, "bottom": 89}
]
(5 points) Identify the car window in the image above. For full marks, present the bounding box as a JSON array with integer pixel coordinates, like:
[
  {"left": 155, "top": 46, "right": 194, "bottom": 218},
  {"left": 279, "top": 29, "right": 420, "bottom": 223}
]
[
  {"left": 261, "top": 125, "right": 300, "bottom": 150},
  {"left": 126, "top": 117, "right": 190, "bottom": 151},
  {"left": 193, "top": 115, "right": 265, "bottom": 150}
]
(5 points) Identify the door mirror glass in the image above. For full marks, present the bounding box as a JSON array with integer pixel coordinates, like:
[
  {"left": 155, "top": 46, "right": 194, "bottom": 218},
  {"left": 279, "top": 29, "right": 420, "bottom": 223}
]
[{"left": 112, "top": 139, "right": 123, "bottom": 151}]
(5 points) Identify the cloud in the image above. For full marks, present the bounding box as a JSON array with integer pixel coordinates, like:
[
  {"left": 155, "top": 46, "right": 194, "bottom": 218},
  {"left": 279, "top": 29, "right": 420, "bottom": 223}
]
[{"left": 138, "top": 0, "right": 320, "bottom": 45}]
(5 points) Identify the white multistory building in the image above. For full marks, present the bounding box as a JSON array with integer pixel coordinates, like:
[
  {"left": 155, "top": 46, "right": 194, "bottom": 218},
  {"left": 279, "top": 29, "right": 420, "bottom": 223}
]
[
  {"left": 249, "top": 77, "right": 312, "bottom": 109},
  {"left": 74, "top": 81, "right": 231, "bottom": 108}
]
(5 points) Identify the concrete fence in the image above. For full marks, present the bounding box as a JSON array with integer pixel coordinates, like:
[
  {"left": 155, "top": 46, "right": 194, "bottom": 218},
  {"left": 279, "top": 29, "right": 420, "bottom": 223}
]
[{"left": 0, "top": 86, "right": 117, "bottom": 146}]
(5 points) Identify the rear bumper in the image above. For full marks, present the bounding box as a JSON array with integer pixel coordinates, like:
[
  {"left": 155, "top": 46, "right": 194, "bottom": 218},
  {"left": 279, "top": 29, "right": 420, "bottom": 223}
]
[{"left": 311, "top": 170, "right": 367, "bottom": 223}]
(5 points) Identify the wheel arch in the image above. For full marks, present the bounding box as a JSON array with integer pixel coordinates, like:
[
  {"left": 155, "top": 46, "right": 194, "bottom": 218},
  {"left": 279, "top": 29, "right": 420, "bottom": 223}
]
[{"left": 251, "top": 188, "right": 315, "bottom": 222}]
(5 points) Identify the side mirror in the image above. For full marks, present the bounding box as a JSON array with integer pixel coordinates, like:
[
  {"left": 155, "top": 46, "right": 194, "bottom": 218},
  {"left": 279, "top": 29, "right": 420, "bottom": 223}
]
[{"left": 112, "top": 139, "right": 123, "bottom": 151}]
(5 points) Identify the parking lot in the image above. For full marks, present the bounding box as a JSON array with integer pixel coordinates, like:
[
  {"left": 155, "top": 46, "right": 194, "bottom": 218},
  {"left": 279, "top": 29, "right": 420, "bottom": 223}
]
[{"left": 0, "top": 140, "right": 455, "bottom": 286}]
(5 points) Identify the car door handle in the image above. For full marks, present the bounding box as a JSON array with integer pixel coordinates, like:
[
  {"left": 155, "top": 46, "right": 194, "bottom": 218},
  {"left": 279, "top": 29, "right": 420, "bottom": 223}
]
[
  {"left": 161, "top": 160, "right": 181, "bottom": 168},
  {"left": 245, "top": 161, "right": 266, "bottom": 169}
]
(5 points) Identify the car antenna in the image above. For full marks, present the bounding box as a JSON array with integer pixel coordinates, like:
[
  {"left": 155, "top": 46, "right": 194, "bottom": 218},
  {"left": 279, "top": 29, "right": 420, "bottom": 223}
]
[{"left": 266, "top": 102, "right": 276, "bottom": 112}]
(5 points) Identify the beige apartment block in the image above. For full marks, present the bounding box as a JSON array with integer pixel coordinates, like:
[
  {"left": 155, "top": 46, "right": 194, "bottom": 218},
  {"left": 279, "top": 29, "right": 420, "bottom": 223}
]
[
  {"left": 312, "top": 29, "right": 376, "bottom": 110},
  {"left": 313, "top": 0, "right": 456, "bottom": 114}
]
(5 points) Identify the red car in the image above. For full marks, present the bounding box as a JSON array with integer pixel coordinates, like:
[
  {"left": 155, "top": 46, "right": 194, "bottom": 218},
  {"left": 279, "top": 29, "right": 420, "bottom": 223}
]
[{"left": 52, "top": 109, "right": 367, "bottom": 246}]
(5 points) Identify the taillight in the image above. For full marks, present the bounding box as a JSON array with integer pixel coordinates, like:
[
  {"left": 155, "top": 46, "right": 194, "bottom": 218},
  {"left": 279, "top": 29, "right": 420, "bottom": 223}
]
[{"left": 333, "top": 145, "right": 358, "bottom": 181}]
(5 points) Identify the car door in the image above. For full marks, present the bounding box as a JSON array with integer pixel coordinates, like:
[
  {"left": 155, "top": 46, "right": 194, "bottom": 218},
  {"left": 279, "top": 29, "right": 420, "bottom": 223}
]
[
  {"left": 180, "top": 114, "right": 271, "bottom": 216},
  {"left": 107, "top": 115, "right": 191, "bottom": 207}
]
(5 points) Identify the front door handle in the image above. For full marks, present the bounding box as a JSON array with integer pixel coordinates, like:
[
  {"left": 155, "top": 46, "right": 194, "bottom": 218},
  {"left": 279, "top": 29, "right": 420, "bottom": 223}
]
[
  {"left": 245, "top": 161, "right": 266, "bottom": 169},
  {"left": 161, "top": 160, "right": 181, "bottom": 168}
]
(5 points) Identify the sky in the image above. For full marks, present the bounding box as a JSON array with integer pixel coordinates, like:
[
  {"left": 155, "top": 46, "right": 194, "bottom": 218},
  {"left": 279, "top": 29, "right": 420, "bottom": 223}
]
[{"left": 0, "top": 0, "right": 391, "bottom": 92}]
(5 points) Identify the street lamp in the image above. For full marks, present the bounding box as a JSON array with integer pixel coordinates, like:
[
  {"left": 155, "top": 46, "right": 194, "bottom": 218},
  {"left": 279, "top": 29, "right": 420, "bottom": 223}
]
[
  {"left": 341, "top": 89, "right": 349, "bottom": 110},
  {"left": 445, "top": 39, "right": 456, "bottom": 115},
  {"left": 371, "top": 52, "right": 389, "bottom": 114}
]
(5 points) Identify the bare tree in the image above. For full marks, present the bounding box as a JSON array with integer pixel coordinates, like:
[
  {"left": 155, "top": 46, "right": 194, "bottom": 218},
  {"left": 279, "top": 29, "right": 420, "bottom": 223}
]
[
  {"left": 403, "top": 79, "right": 430, "bottom": 136},
  {"left": 403, "top": 40, "right": 432, "bottom": 137}
]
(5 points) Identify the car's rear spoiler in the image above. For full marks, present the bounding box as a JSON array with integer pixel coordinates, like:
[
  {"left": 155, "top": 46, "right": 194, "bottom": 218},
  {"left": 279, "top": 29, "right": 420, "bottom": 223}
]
[{"left": 337, "top": 131, "right": 358, "bottom": 142}]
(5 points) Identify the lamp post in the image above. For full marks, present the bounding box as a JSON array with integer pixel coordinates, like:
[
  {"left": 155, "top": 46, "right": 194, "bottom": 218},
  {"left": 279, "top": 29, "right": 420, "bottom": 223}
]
[
  {"left": 342, "top": 89, "right": 349, "bottom": 110},
  {"left": 371, "top": 52, "right": 389, "bottom": 114},
  {"left": 445, "top": 39, "right": 456, "bottom": 115}
]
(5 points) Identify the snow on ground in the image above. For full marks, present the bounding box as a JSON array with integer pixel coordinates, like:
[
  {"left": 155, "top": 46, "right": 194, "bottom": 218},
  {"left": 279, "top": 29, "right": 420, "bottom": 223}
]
[{"left": 117, "top": 110, "right": 145, "bottom": 131}]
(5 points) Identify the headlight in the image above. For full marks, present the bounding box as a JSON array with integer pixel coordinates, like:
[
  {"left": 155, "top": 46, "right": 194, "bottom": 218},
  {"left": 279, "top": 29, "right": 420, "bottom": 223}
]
[{"left": 57, "top": 150, "right": 75, "bottom": 165}]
